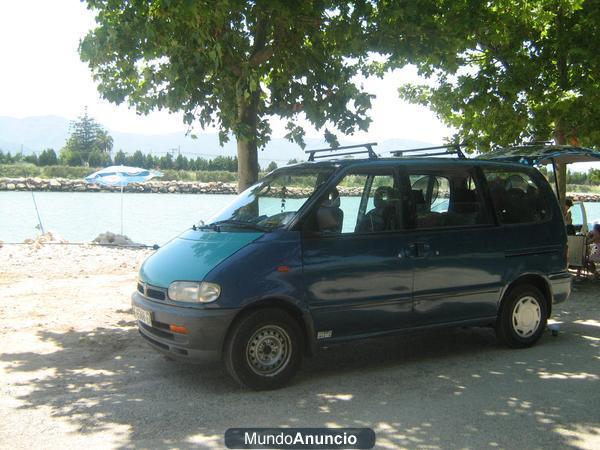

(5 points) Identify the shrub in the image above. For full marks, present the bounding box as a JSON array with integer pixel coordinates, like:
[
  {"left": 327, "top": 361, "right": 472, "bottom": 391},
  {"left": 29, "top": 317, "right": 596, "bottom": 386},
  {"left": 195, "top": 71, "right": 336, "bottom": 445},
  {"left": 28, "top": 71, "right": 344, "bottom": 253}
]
[
  {"left": 41, "top": 165, "right": 99, "bottom": 179},
  {"left": 0, "top": 163, "right": 41, "bottom": 177}
]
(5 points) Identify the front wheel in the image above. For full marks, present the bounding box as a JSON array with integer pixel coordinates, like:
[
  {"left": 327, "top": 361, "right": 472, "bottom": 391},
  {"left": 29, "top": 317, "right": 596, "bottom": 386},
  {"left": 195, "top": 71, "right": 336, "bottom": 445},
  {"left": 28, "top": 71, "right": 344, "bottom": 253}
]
[
  {"left": 496, "top": 285, "right": 548, "bottom": 348},
  {"left": 224, "top": 308, "right": 303, "bottom": 390}
]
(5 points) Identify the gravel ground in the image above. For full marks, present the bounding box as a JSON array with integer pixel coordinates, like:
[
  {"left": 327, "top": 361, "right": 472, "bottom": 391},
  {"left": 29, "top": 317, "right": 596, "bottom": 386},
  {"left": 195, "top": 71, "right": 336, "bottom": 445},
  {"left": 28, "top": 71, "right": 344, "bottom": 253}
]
[{"left": 0, "top": 244, "right": 598, "bottom": 450}]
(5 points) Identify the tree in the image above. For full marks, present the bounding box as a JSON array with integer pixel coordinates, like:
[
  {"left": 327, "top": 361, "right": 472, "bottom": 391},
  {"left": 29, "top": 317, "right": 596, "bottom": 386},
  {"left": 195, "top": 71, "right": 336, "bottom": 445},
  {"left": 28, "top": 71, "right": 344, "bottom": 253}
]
[
  {"left": 62, "top": 108, "right": 114, "bottom": 166},
  {"left": 159, "top": 153, "right": 174, "bottom": 170},
  {"left": 38, "top": 148, "right": 58, "bottom": 166},
  {"left": 23, "top": 153, "right": 38, "bottom": 165},
  {"left": 88, "top": 150, "right": 104, "bottom": 167},
  {"left": 175, "top": 154, "right": 189, "bottom": 171},
  {"left": 266, "top": 161, "right": 278, "bottom": 172},
  {"left": 589, "top": 169, "right": 600, "bottom": 185},
  {"left": 80, "top": 1, "right": 375, "bottom": 191},
  {"left": 144, "top": 154, "right": 155, "bottom": 169},
  {"left": 130, "top": 150, "right": 146, "bottom": 168},
  {"left": 61, "top": 150, "right": 84, "bottom": 167},
  {"left": 113, "top": 149, "right": 127, "bottom": 165},
  {"left": 209, "top": 156, "right": 238, "bottom": 172},
  {"left": 1, "top": 151, "right": 13, "bottom": 164},
  {"left": 389, "top": 0, "right": 600, "bottom": 200},
  {"left": 195, "top": 157, "right": 209, "bottom": 171},
  {"left": 88, "top": 150, "right": 111, "bottom": 167}
]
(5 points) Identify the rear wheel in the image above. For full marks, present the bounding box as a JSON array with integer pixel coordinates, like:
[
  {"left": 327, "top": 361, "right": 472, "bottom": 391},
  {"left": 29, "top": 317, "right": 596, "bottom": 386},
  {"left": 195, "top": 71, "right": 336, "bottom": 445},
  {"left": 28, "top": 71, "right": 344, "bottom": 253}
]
[
  {"left": 224, "top": 308, "right": 303, "bottom": 390},
  {"left": 496, "top": 285, "right": 547, "bottom": 348}
]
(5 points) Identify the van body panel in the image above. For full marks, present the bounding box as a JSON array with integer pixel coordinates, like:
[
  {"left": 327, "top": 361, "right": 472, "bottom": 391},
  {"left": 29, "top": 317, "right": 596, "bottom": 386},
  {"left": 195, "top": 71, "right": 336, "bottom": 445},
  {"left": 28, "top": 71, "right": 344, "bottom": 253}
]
[
  {"left": 138, "top": 230, "right": 263, "bottom": 288},
  {"left": 410, "top": 226, "right": 505, "bottom": 325},
  {"left": 132, "top": 291, "right": 238, "bottom": 361},
  {"left": 302, "top": 231, "right": 414, "bottom": 338},
  {"left": 205, "top": 230, "right": 307, "bottom": 311}
]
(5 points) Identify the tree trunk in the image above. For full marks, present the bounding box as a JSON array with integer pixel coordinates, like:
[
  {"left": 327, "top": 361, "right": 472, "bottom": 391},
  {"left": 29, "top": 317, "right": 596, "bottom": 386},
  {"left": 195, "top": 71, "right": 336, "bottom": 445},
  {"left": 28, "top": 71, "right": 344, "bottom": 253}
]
[
  {"left": 553, "top": 121, "right": 567, "bottom": 202},
  {"left": 235, "top": 92, "right": 261, "bottom": 193},
  {"left": 236, "top": 137, "right": 259, "bottom": 193}
]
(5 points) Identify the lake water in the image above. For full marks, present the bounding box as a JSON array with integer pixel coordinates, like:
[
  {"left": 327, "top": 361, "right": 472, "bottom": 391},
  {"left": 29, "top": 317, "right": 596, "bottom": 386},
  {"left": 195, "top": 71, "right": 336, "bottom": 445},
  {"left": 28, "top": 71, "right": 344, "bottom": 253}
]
[{"left": 2, "top": 191, "right": 600, "bottom": 246}]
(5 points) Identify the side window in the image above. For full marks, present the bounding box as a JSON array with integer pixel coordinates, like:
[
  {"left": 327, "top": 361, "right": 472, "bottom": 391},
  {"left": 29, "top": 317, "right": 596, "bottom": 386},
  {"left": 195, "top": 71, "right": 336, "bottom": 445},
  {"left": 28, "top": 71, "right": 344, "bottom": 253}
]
[
  {"left": 483, "top": 170, "right": 550, "bottom": 224},
  {"left": 310, "top": 171, "right": 402, "bottom": 234},
  {"left": 409, "top": 170, "right": 489, "bottom": 229}
]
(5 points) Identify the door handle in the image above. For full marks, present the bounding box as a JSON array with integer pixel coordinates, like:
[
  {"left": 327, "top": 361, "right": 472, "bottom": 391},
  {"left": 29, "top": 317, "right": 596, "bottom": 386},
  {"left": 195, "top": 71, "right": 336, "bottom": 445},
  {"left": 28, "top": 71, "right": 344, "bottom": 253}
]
[{"left": 402, "top": 242, "right": 435, "bottom": 258}]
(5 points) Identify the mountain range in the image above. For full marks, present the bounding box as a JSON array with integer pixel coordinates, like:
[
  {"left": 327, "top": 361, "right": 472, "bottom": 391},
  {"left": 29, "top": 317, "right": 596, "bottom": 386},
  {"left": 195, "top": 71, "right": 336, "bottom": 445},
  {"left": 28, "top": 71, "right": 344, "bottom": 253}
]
[{"left": 0, "top": 115, "right": 434, "bottom": 165}]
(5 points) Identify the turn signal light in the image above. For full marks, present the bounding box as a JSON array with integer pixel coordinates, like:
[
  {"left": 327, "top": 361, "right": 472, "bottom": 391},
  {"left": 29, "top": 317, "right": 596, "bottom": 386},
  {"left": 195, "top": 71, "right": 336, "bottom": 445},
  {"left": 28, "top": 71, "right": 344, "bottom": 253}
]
[{"left": 169, "top": 324, "right": 189, "bottom": 334}]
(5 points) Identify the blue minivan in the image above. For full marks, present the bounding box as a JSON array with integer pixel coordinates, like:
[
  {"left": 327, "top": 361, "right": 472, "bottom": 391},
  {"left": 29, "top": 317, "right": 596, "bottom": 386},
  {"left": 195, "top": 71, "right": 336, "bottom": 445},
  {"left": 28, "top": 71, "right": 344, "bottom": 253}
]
[{"left": 132, "top": 145, "right": 571, "bottom": 390}]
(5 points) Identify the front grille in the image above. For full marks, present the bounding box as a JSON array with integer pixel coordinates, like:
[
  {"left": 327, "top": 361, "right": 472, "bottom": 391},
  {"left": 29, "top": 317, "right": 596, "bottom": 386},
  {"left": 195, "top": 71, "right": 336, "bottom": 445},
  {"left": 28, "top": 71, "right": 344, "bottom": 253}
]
[
  {"left": 147, "top": 287, "right": 166, "bottom": 301},
  {"left": 138, "top": 282, "right": 167, "bottom": 301}
]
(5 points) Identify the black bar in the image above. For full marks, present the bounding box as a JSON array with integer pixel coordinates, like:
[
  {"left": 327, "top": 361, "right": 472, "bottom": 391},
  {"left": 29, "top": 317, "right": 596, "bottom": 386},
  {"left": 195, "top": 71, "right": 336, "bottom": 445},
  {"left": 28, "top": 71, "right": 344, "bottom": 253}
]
[
  {"left": 390, "top": 143, "right": 466, "bottom": 159},
  {"left": 391, "top": 144, "right": 457, "bottom": 153},
  {"left": 306, "top": 142, "right": 378, "bottom": 154},
  {"left": 313, "top": 149, "right": 375, "bottom": 159},
  {"left": 306, "top": 142, "right": 378, "bottom": 161},
  {"left": 392, "top": 150, "right": 456, "bottom": 157}
]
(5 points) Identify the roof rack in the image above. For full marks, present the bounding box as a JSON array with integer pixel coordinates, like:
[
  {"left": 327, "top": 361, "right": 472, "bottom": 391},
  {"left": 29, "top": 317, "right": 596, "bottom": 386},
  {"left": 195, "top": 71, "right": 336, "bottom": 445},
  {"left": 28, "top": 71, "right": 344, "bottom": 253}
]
[
  {"left": 390, "top": 143, "right": 466, "bottom": 159},
  {"left": 520, "top": 140, "right": 554, "bottom": 146},
  {"left": 305, "top": 142, "right": 378, "bottom": 161}
]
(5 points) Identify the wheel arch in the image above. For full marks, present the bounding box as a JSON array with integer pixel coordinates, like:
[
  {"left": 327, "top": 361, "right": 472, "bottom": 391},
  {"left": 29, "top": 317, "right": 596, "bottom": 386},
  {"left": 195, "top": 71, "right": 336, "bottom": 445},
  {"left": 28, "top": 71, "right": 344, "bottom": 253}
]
[
  {"left": 223, "top": 297, "right": 317, "bottom": 357},
  {"left": 500, "top": 273, "right": 552, "bottom": 318}
]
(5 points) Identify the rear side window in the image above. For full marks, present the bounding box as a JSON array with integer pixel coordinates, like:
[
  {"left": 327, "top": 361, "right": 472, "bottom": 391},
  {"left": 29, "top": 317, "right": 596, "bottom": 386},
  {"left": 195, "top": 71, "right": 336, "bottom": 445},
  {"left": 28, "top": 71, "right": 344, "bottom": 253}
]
[
  {"left": 483, "top": 170, "right": 550, "bottom": 224},
  {"left": 408, "top": 170, "right": 490, "bottom": 229}
]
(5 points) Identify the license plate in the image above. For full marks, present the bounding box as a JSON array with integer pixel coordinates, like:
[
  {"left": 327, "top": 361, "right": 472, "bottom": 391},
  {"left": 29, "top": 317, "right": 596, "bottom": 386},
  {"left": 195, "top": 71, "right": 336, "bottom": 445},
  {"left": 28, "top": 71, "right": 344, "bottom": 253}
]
[{"left": 133, "top": 306, "right": 153, "bottom": 327}]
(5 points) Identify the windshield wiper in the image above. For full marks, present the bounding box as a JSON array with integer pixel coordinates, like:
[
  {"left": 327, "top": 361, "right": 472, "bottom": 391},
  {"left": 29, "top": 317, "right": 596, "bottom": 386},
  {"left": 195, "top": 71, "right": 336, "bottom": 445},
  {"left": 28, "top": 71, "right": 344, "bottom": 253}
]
[
  {"left": 212, "top": 220, "right": 269, "bottom": 232},
  {"left": 192, "top": 222, "right": 221, "bottom": 232}
]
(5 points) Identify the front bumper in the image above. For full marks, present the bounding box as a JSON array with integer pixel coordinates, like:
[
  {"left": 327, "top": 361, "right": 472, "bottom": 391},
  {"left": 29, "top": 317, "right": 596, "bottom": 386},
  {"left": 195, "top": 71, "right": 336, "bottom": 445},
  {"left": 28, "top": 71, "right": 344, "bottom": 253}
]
[
  {"left": 548, "top": 271, "right": 572, "bottom": 305},
  {"left": 131, "top": 291, "right": 239, "bottom": 362}
]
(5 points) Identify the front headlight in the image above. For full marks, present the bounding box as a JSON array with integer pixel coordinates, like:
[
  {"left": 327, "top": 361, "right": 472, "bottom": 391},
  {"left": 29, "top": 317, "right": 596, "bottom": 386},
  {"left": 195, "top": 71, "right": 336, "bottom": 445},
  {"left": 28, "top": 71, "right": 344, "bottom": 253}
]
[{"left": 168, "top": 281, "right": 221, "bottom": 303}]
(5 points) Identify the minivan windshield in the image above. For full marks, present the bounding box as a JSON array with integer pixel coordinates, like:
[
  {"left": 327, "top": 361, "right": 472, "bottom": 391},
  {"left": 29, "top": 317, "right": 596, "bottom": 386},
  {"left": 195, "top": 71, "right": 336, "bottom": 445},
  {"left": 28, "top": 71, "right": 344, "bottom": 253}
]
[{"left": 202, "top": 167, "right": 335, "bottom": 231}]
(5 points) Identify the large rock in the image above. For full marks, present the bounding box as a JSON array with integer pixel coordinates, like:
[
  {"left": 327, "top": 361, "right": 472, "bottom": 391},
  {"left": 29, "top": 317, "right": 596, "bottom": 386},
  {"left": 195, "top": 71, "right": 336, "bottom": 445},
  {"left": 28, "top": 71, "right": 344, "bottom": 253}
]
[{"left": 93, "top": 231, "right": 142, "bottom": 247}]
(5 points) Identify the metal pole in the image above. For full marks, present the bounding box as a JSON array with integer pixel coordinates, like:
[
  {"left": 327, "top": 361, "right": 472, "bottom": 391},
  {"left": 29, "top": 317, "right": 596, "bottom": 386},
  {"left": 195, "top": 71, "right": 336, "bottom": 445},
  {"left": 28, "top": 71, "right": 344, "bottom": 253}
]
[
  {"left": 120, "top": 184, "right": 124, "bottom": 235},
  {"left": 31, "top": 191, "right": 45, "bottom": 234},
  {"left": 551, "top": 158, "right": 561, "bottom": 204}
]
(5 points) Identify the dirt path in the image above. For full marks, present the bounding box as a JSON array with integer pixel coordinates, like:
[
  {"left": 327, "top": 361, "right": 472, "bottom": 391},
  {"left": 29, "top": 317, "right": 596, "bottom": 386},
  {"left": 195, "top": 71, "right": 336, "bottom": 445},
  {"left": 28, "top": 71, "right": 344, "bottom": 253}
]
[{"left": 1, "top": 244, "right": 599, "bottom": 449}]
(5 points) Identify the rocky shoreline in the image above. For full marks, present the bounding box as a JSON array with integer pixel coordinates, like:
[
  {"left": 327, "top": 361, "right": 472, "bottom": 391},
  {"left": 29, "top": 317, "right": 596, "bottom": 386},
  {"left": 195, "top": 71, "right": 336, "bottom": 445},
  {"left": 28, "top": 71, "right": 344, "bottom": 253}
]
[
  {"left": 0, "top": 176, "right": 238, "bottom": 194},
  {"left": 1, "top": 176, "right": 599, "bottom": 202}
]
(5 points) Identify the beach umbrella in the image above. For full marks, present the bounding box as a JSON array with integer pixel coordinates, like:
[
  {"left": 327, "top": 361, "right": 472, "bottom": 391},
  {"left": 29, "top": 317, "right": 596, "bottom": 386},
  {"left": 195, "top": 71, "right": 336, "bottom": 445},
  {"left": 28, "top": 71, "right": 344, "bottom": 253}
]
[{"left": 84, "top": 165, "right": 163, "bottom": 235}]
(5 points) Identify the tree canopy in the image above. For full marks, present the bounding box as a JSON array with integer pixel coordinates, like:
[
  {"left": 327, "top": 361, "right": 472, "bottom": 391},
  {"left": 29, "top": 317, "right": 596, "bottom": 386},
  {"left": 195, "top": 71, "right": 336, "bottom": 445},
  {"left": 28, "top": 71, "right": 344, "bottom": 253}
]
[
  {"left": 80, "top": 0, "right": 376, "bottom": 190},
  {"left": 384, "top": 0, "right": 600, "bottom": 197}
]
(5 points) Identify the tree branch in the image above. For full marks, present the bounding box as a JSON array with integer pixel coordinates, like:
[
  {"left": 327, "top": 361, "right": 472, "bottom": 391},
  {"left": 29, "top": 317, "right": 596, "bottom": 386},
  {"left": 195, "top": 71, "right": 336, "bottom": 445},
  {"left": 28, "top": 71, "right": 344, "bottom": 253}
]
[{"left": 249, "top": 15, "right": 273, "bottom": 67}]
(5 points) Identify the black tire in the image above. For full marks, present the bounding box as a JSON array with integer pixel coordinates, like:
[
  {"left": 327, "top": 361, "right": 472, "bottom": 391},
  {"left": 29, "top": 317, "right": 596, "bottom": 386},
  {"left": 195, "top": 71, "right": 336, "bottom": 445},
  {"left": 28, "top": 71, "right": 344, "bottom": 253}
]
[
  {"left": 496, "top": 285, "right": 548, "bottom": 348},
  {"left": 224, "top": 308, "right": 304, "bottom": 390}
]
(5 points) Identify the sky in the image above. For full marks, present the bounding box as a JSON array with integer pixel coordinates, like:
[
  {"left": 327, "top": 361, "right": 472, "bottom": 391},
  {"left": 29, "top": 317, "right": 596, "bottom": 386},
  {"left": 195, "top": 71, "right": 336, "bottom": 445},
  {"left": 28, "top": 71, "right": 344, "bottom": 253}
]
[{"left": 0, "top": 0, "right": 452, "bottom": 144}]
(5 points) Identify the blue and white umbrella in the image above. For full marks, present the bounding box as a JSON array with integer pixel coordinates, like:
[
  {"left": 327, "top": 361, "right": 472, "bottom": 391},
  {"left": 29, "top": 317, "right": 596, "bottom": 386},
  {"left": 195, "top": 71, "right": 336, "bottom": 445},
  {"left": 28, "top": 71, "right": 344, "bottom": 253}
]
[
  {"left": 84, "top": 165, "right": 163, "bottom": 235},
  {"left": 84, "top": 165, "right": 163, "bottom": 187}
]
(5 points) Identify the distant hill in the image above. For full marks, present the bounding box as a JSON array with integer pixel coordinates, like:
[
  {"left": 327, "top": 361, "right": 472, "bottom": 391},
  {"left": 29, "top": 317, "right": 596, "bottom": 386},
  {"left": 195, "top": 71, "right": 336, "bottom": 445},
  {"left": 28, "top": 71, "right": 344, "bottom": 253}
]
[{"left": 0, "top": 115, "right": 434, "bottom": 165}]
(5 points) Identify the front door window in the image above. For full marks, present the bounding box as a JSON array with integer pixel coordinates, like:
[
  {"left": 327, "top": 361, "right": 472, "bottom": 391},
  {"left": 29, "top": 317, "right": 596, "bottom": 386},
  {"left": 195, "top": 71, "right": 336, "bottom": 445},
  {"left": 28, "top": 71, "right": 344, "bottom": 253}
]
[{"left": 308, "top": 171, "right": 402, "bottom": 234}]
